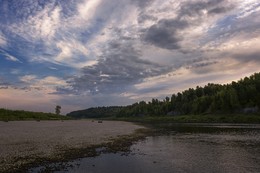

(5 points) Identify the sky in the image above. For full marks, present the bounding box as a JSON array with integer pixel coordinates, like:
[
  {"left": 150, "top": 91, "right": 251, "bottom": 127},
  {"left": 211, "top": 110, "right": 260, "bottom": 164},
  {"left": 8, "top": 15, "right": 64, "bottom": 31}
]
[{"left": 0, "top": 0, "right": 259, "bottom": 114}]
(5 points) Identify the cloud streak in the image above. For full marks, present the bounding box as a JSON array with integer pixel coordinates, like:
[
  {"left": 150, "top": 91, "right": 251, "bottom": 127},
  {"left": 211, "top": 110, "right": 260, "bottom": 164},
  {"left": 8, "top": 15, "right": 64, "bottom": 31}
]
[
  {"left": 0, "top": 32, "right": 7, "bottom": 46},
  {"left": 0, "top": 49, "right": 22, "bottom": 63}
]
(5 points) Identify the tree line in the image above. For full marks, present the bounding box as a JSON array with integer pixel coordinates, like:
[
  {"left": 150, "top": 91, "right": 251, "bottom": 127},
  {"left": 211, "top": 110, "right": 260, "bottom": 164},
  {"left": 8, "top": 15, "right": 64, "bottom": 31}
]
[
  {"left": 67, "top": 72, "right": 260, "bottom": 118},
  {"left": 0, "top": 109, "right": 70, "bottom": 121}
]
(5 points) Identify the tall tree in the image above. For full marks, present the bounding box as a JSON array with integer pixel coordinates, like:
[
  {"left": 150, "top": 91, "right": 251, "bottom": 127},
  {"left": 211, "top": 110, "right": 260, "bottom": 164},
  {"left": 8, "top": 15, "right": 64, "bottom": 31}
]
[{"left": 55, "top": 105, "right": 61, "bottom": 115}]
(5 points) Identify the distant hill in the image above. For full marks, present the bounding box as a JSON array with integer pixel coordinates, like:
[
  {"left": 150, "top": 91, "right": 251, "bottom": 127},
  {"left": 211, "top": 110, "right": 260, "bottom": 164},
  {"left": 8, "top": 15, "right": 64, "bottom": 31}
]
[
  {"left": 0, "top": 109, "right": 70, "bottom": 121},
  {"left": 67, "top": 72, "right": 260, "bottom": 119}
]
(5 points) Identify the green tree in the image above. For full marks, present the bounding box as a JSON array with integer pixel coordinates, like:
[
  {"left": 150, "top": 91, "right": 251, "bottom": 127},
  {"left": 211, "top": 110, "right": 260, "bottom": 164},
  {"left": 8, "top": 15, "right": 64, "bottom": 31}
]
[{"left": 228, "top": 87, "right": 240, "bottom": 110}]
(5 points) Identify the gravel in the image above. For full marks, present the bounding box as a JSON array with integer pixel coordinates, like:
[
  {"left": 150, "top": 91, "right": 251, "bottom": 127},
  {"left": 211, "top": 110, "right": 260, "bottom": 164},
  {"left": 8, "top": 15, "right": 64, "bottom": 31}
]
[{"left": 0, "top": 120, "right": 143, "bottom": 172}]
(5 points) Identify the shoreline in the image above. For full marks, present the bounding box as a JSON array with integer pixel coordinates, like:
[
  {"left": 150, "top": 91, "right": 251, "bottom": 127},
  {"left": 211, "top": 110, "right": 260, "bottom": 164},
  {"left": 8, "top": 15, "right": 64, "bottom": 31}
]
[
  {"left": 110, "top": 114, "right": 260, "bottom": 124},
  {"left": 0, "top": 120, "right": 149, "bottom": 173}
]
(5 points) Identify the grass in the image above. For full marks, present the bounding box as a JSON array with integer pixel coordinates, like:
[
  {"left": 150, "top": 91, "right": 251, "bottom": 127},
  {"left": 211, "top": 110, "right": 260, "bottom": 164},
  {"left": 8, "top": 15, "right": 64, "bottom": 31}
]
[
  {"left": 0, "top": 108, "right": 71, "bottom": 121},
  {"left": 111, "top": 114, "right": 260, "bottom": 124}
]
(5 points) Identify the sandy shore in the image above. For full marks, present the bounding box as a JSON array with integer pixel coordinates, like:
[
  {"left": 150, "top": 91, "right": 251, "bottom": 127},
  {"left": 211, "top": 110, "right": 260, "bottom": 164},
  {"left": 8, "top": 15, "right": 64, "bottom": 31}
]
[{"left": 0, "top": 120, "right": 144, "bottom": 172}]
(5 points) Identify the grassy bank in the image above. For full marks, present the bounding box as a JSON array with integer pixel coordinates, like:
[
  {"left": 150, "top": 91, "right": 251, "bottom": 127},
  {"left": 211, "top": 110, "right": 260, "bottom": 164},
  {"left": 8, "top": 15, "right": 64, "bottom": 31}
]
[
  {"left": 112, "top": 114, "right": 260, "bottom": 124},
  {"left": 0, "top": 108, "right": 71, "bottom": 121}
]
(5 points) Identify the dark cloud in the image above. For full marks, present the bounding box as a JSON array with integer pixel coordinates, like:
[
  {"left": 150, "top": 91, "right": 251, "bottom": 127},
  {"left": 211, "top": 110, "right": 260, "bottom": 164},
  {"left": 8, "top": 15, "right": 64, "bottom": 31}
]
[
  {"left": 142, "top": 19, "right": 188, "bottom": 50},
  {"left": 0, "top": 81, "right": 9, "bottom": 86},
  {"left": 208, "top": 7, "right": 230, "bottom": 14},
  {"left": 138, "top": 13, "right": 157, "bottom": 23},
  {"left": 60, "top": 41, "right": 172, "bottom": 95},
  {"left": 232, "top": 51, "right": 260, "bottom": 63},
  {"left": 178, "top": 0, "right": 227, "bottom": 17},
  {"left": 182, "top": 56, "right": 219, "bottom": 74},
  {"left": 188, "top": 61, "right": 218, "bottom": 69},
  {"left": 0, "top": 83, "right": 9, "bottom": 89},
  {"left": 0, "top": 77, "right": 10, "bottom": 89}
]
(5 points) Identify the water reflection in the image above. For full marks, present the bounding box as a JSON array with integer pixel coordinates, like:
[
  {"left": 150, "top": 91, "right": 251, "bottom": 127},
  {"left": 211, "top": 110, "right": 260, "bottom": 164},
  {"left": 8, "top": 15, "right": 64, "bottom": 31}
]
[{"left": 30, "top": 124, "right": 260, "bottom": 173}]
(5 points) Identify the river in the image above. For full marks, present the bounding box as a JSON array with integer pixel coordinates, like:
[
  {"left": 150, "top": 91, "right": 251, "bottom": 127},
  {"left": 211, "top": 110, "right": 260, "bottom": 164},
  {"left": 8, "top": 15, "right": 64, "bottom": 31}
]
[{"left": 30, "top": 123, "right": 260, "bottom": 173}]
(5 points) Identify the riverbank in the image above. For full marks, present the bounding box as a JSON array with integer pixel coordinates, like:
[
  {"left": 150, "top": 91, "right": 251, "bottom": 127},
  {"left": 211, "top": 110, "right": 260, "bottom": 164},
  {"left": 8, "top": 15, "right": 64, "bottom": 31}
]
[
  {"left": 112, "top": 114, "right": 260, "bottom": 124},
  {"left": 0, "top": 120, "right": 148, "bottom": 173}
]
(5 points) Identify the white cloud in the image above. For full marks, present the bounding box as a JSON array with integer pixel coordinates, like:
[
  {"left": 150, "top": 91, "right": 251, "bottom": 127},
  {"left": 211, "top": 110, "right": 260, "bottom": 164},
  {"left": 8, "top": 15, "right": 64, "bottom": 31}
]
[
  {"left": 3, "top": 53, "right": 23, "bottom": 63},
  {"left": 55, "top": 40, "right": 89, "bottom": 62},
  {"left": 10, "top": 69, "right": 21, "bottom": 75},
  {"left": 51, "top": 39, "right": 99, "bottom": 69},
  {"left": 59, "top": 0, "right": 103, "bottom": 33},
  {"left": 19, "top": 75, "right": 68, "bottom": 94},
  {"left": 236, "top": 0, "right": 260, "bottom": 19},
  {"left": 220, "top": 37, "right": 259, "bottom": 53},
  {"left": 55, "top": 42, "right": 73, "bottom": 62},
  {"left": 6, "top": 0, "right": 102, "bottom": 68},
  {"left": 39, "top": 76, "right": 67, "bottom": 87},
  {"left": 80, "top": 60, "right": 99, "bottom": 67},
  {"left": 37, "top": 6, "right": 61, "bottom": 39},
  {"left": 20, "top": 75, "right": 37, "bottom": 83},
  {"left": 9, "top": 2, "right": 61, "bottom": 41},
  {"left": 201, "top": 30, "right": 260, "bottom": 58},
  {"left": 78, "top": 0, "right": 102, "bottom": 20}
]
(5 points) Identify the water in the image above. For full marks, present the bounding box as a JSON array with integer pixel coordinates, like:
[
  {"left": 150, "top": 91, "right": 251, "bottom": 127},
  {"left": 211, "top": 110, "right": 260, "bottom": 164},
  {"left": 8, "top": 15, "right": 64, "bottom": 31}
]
[{"left": 30, "top": 124, "right": 260, "bottom": 173}]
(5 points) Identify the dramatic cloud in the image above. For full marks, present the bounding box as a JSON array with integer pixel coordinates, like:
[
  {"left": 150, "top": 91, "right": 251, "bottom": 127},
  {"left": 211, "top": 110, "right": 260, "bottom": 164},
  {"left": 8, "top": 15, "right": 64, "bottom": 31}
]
[
  {"left": 65, "top": 44, "right": 172, "bottom": 94},
  {"left": 0, "top": 0, "right": 259, "bottom": 113},
  {"left": 142, "top": 0, "right": 235, "bottom": 50}
]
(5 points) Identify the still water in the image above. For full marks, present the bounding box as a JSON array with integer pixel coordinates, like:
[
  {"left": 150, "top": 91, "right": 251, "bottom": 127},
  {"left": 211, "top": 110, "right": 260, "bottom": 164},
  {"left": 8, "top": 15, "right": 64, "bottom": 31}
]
[{"left": 31, "top": 124, "right": 260, "bottom": 173}]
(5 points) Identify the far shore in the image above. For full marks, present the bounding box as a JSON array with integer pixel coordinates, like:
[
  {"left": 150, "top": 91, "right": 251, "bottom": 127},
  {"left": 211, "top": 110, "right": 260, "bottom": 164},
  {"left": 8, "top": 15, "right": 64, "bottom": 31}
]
[
  {"left": 0, "top": 120, "right": 146, "bottom": 172},
  {"left": 109, "top": 114, "right": 260, "bottom": 124}
]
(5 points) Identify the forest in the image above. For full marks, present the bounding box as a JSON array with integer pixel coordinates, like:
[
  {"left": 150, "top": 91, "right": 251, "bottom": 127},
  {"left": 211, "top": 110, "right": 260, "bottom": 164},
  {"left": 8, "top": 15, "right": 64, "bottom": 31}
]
[{"left": 67, "top": 72, "right": 260, "bottom": 119}]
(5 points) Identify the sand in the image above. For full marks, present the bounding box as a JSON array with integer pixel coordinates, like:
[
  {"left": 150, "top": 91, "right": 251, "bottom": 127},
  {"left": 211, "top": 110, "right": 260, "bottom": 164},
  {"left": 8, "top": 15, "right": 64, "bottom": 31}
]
[{"left": 0, "top": 120, "right": 144, "bottom": 172}]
